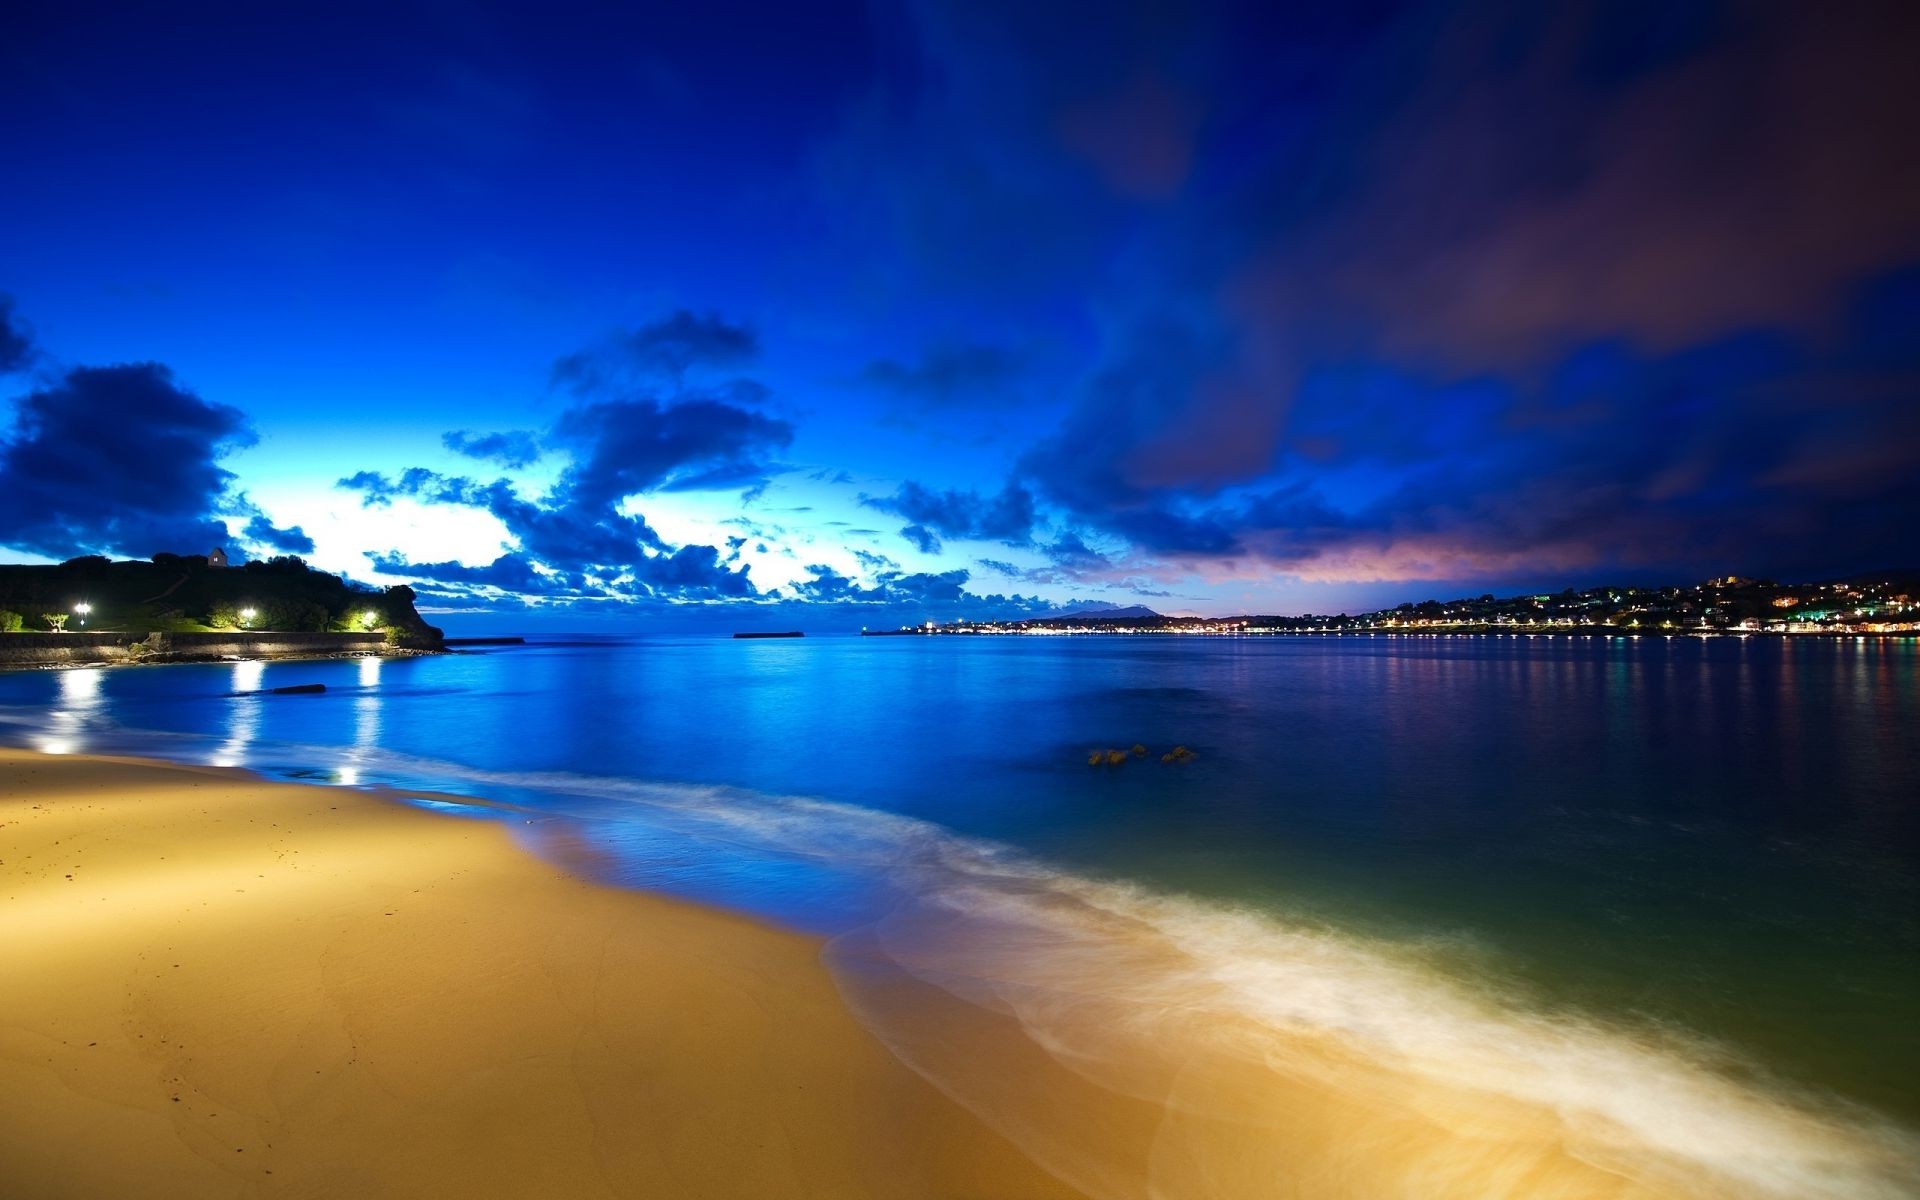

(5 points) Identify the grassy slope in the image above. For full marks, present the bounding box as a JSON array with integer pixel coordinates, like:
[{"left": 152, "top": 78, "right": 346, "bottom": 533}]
[{"left": 0, "top": 556, "right": 430, "bottom": 636}]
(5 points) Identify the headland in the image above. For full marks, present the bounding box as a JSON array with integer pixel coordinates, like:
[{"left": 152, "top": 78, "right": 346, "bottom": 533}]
[{"left": 0, "top": 553, "right": 444, "bottom": 669}]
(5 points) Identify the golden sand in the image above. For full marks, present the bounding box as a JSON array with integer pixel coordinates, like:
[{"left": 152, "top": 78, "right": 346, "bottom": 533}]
[{"left": 0, "top": 749, "right": 1082, "bottom": 1199}]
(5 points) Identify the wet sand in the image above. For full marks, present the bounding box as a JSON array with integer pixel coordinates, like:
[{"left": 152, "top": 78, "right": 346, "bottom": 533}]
[{"left": 0, "top": 749, "right": 1082, "bottom": 1199}]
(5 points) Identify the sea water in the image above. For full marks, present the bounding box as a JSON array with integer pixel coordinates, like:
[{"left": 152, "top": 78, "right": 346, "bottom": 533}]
[{"left": 3, "top": 634, "right": 1916, "bottom": 1195}]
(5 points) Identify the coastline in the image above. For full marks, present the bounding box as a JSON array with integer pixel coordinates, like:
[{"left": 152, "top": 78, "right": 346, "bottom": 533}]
[{"left": 0, "top": 748, "right": 1081, "bottom": 1199}]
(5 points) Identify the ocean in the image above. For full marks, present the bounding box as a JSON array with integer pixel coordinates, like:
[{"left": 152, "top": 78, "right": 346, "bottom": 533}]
[{"left": 4, "top": 633, "right": 1916, "bottom": 1196}]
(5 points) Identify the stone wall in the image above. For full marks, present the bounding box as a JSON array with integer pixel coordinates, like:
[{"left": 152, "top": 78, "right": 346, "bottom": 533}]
[{"left": 0, "top": 631, "right": 389, "bottom": 667}]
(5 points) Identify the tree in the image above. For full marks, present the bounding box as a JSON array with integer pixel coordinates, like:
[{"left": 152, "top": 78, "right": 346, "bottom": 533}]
[
  {"left": 0, "top": 610, "right": 24, "bottom": 632},
  {"left": 42, "top": 613, "right": 68, "bottom": 632}
]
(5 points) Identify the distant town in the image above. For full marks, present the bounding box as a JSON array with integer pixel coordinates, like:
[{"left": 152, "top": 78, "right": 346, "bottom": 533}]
[{"left": 872, "top": 572, "right": 1920, "bottom": 637}]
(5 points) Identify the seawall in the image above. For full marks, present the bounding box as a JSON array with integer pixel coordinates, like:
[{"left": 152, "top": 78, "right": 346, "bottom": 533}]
[{"left": 0, "top": 631, "right": 393, "bottom": 668}]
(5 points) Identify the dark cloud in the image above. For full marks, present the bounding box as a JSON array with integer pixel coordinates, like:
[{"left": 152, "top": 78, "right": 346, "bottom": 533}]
[
  {"left": 1023, "top": 297, "right": 1920, "bottom": 584},
  {"left": 338, "top": 467, "right": 670, "bottom": 573},
  {"left": 789, "top": 565, "right": 973, "bottom": 608},
  {"left": 1229, "top": 319, "right": 1920, "bottom": 584},
  {"left": 0, "top": 363, "right": 253, "bottom": 558},
  {"left": 860, "top": 343, "right": 1024, "bottom": 408},
  {"left": 371, "top": 542, "right": 753, "bottom": 603},
  {"left": 1238, "top": 5, "right": 1920, "bottom": 369},
  {"left": 443, "top": 428, "right": 542, "bottom": 469},
  {"left": 242, "top": 515, "right": 316, "bottom": 555},
  {"left": 1017, "top": 313, "right": 1270, "bottom": 518},
  {"left": 783, "top": 563, "right": 1099, "bottom": 627},
  {"left": 369, "top": 552, "right": 574, "bottom": 595},
  {"left": 851, "top": 548, "right": 897, "bottom": 573},
  {"left": 550, "top": 396, "right": 793, "bottom": 501},
  {"left": 899, "top": 524, "right": 940, "bottom": 554},
  {"left": 820, "top": 4, "right": 1920, "bottom": 591},
  {"left": 336, "top": 312, "right": 788, "bottom": 600},
  {"left": 0, "top": 295, "right": 34, "bottom": 373},
  {"left": 860, "top": 480, "right": 1036, "bottom": 553},
  {"left": 621, "top": 543, "right": 755, "bottom": 599},
  {"left": 1043, "top": 531, "right": 1109, "bottom": 571},
  {"left": 552, "top": 310, "right": 758, "bottom": 390}
]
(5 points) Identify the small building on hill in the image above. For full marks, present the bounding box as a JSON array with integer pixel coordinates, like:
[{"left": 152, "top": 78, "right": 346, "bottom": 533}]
[{"left": 207, "top": 547, "right": 229, "bottom": 569}]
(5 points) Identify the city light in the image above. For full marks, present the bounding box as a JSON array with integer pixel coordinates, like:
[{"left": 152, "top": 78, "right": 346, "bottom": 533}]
[
  {"left": 240, "top": 607, "right": 256, "bottom": 628},
  {"left": 360, "top": 610, "right": 378, "bottom": 630},
  {"left": 72, "top": 601, "right": 91, "bottom": 628}
]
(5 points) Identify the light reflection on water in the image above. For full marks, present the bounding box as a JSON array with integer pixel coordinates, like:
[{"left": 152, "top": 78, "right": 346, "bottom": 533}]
[
  {"left": 208, "top": 660, "right": 266, "bottom": 766},
  {"left": 39, "top": 666, "right": 103, "bottom": 754}
]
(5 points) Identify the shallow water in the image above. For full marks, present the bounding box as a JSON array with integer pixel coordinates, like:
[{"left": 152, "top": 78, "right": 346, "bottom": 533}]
[{"left": 3, "top": 634, "right": 1916, "bottom": 1195}]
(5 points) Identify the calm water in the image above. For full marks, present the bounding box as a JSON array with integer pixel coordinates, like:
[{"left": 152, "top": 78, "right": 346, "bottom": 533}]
[{"left": 4, "top": 634, "right": 1917, "bottom": 1191}]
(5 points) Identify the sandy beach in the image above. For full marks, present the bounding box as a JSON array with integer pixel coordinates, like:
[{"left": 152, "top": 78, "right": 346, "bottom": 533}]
[{"left": 0, "top": 748, "right": 1081, "bottom": 1199}]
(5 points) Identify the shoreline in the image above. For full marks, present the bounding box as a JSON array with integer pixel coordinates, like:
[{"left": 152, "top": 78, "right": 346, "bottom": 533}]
[{"left": 0, "top": 747, "right": 1081, "bottom": 1199}]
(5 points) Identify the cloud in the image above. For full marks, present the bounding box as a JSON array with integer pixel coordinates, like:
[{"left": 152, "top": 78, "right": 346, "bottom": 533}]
[
  {"left": 1042, "top": 531, "right": 1110, "bottom": 571},
  {"left": 899, "top": 524, "right": 940, "bottom": 554},
  {"left": 550, "top": 396, "right": 793, "bottom": 501},
  {"left": 371, "top": 541, "right": 754, "bottom": 603},
  {"left": 1237, "top": 5, "right": 1920, "bottom": 368},
  {"left": 1027, "top": 305, "right": 1920, "bottom": 585},
  {"left": 0, "top": 295, "right": 33, "bottom": 373},
  {"left": 242, "top": 514, "right": 316, "bottom": 555},
  {"left": 551, "top": 310, "right": 758, "bottom": 390},
  {"left": 1056, "top": 69, "right": 1202, "bottom": 199},
  {"left": 781, "top": 563, "right": 1102, "bottom": 627},
  {"left": 860, "top": 343, "right": 1024, "bottom": 407},
  {"left": 339, "top": 467, "right": 671, "bottom": 572},
  {"left": 443, "top": 428, "right": 542, "bottom": 468},
  {"left": 0, "top": 362, "right": 254, "bottom": 558},
  {"left": 620, "top": 543, "right": 755, "bottom": 599},
  {"left": 811, "top": 5, "right": 1920, "bottom": 592},
  {"left": 369, "top": 551, "right": 573, "bottom": 594},
  {"left": 336, "top": 311, "right": 789, "bottom": 600},
  {"left": 860, "top": 480, "right": 1036, "bottom": 552}
]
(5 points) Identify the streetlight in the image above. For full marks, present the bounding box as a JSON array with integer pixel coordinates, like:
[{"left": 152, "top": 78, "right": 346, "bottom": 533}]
[
  {"left": 240, "top": 607, "right": 256, "bottom": 629},
  {"left": 360, "top": 610, "right": 378, "bottom": 631},
  {"left": 73, "top": 602, "right": 91, "bottom": 628}
]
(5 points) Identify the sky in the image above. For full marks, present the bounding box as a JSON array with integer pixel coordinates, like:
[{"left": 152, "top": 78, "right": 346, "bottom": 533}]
[{"left": 2, "top": 1, "right": 1918, "bottom": 631}]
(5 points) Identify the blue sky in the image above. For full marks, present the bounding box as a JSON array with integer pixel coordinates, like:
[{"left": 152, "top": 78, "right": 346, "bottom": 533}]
[{"left": 3, "top": 2, "right": 1918, "bottom": 630}]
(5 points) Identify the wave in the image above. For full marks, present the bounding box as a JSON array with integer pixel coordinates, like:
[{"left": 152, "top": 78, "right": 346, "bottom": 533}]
[{"left": 3, "top": 710, "right": 1916, "bottom": 1197}]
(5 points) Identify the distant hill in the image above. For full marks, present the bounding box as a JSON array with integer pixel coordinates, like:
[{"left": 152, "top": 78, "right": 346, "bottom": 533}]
[{"left": 1057, "top": 604, "right": 1162, "bottom": 620}]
